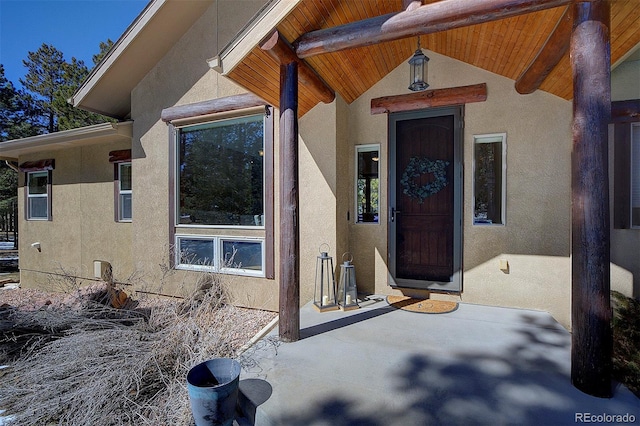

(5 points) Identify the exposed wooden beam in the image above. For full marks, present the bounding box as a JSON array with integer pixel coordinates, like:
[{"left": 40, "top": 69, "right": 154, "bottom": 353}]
[
  {"left": 515, "top": 5, "right": 573, "bottom": 94},
  {"left": 402, "top": 0, "right": 422, "bottom": 11},
  {"left": 570, "top": 0, "right": 612, "bottom": 398},
  {"left": 611, "top": 99, "right": 640, "bottom": 123},
  {"left": 294, "top": 0, "right": 570, "bottom": 58},
  {"left": 160, "top": 93, "right": 266, "bottom": 123},
  {"left": 18, "top": 159, "right": 55, "bottom": 172},
  {"left": 279, "top": 61, "right": 300, "bottom": 343},
  {"left": 108, "top": 149, "right": 132, "bottom": 163},
  {"left": 260, "top": 30, "right": 335, "bottom": 104},
  {"left": 371, "top": 83, "right": 487, "bottom": 115}
]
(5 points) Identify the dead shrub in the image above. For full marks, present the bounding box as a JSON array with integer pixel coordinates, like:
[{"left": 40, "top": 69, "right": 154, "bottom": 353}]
[{"left": 0, "top": 272, "right": 275, "bottom": 425}]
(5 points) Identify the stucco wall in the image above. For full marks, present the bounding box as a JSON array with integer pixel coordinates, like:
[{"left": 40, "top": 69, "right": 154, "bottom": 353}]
[
  {"left": 345, "top": 50, "right": 585, "bottom": 328},
  {"left": 612, "top": 59, "right": 640, "bottom": 101},
  {"left": 18, "top": 140, "right": 133, "bottom": 290},
  {"left": 298, "top": 96, "right": 350, "bottom": 306},
  {"left": 129, "top": 0, "right": 277, "bottom": 309}
]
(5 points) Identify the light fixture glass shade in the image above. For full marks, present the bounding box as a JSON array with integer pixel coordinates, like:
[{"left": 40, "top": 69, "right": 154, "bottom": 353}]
[{"left": 408, "top": 46, "right": 429, "bottom": 92}]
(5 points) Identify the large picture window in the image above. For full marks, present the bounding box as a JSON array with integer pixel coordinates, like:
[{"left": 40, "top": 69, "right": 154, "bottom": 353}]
[
  {"left": 177, "top": 115, "right": 264, "bottom": 227},
  {"left": 27, "top": 171, "right": 51, "bottom": 220},
  {"left": 473, "top": 133, "right": 506, "bottom": 225}
]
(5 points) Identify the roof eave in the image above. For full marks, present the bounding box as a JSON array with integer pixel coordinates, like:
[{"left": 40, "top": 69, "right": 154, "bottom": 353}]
[
  {"left": 71, "top": 0, "right": 167, "bottom": 118},
  {"left": 0, "top": 121, "right": 133, "bottom": 160},
  {"left": 211, "top": 0, "right": 302, "bottom": 75},
  {"left": 71, "top": 0, "right": 215, "bottom": 119}
]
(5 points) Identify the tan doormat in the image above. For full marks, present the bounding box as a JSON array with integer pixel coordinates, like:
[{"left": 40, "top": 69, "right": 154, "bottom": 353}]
[{"left": 387, "top": 295, "right": 458, "bottom": 314}]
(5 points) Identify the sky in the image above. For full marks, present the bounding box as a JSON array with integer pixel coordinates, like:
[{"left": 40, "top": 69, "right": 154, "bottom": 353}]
[{"left": 0, "top": 0, "right": 148, "bottom": 88}]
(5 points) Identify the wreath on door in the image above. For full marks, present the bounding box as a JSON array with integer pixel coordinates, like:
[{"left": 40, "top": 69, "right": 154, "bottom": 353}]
[{"left": 400, "top": 157, "right": 450, "bottom": 204}]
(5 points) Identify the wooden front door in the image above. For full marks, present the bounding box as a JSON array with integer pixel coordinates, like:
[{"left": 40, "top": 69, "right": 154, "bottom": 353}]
[{"left": 389, "top": 107, "right": 462, "bottom": 291}]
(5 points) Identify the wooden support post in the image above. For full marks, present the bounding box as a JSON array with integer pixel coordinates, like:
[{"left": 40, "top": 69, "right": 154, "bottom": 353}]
[
  {"left": 279, "top": 61, "right": 300, "bottom": 342},
  {"left": 570, "top": 0, "right": 612, "bottom": 398},
  {"left": 260, "top": 31, "right": 335, "bottom": 104},
  {"left": 515, "top": 5, "right": 573, "bottom": 94},
  {"left": 294, "top": 0, "right": 570, "bottom": 58}
]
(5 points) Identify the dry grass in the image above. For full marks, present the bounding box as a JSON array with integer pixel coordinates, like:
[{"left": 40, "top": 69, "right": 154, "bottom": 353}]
[{"left": 0, "top": 274, "right": 276, "bottom": 425}]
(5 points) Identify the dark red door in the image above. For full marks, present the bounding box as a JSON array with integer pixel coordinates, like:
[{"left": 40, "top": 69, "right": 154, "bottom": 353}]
[{"left": 394, "top": 114, "right": 455, "bottom": 283}]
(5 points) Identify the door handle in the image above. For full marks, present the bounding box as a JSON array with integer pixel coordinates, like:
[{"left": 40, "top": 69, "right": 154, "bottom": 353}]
[{"left": 391, "top": 207, "right": 401, "bottom": 222}]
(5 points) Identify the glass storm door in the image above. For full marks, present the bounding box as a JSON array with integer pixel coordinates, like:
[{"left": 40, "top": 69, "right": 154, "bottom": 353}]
[{"left": 389, "top": 107, "right": 462, "bottom": 291}]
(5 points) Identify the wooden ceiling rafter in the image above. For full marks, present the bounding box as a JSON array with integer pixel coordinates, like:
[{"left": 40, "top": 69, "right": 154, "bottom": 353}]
[
  {"left": 515, "top": 5, "right": 572, "bottom": 94},
  {"left": 293, "top": 0, "right": 571, "bottom": 58},
  {"left": 222, "top": 0, "right": 639, "bottom": 116}
]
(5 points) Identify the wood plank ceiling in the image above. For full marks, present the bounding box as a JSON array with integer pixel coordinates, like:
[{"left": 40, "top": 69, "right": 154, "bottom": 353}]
[{"left": 227, "top": 0, "right": 640, "bottom": 116}]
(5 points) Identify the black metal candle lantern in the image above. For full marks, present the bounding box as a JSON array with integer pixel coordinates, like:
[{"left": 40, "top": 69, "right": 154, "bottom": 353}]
[
  {"left": 337, "top": 252, "right": 359, "bottom": 311},
  {"left": 314, "top": 244, "right": 339, "bottom": 312}
]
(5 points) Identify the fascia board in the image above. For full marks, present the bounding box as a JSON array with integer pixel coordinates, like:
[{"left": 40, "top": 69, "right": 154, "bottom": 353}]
[
  {"left": 612, "top": 41, "right": 640, "bottom": 70},
  {"left": 0, "top": 122, "right": 133, "bottom": 158},
  {"left": 212, "top": 0, "right": 302, "bottom": 75},
  {"left": 71, "top": 0, "right": 167, "bottom": 109}
]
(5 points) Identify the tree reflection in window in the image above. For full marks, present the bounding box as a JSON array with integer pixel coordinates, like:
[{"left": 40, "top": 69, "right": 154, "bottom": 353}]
[
  {"left": 178, "top": 115, "right": 264, "bottom": 226},
  {"left": 356, "top": 145, "right": 379, "bottom": 223},
  {"left": 473, "top": 134, "right": 505, "bottom": 225}
]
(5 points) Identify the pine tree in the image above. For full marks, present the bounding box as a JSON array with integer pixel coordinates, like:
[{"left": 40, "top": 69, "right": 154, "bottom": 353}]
[
  {"left": 92, "top": 39, "right": 114, "bottom": 66},
  {"left": 19, "top": 43, "right": 113, "bottom": 133},
  {"left": 20, "top": 43, "right": 65, "bottom": 133},
  {"left": 0, "top": 65, "right": 39, "bottom": 141},
  {"left": 55, "top": 57, "right": 107, "bottom": 130}
]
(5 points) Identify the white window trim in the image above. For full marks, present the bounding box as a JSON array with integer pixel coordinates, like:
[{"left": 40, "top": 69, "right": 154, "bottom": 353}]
[
  {"left": 175, "top": 234, "right": 265, "bottom": 277},
  {"left": 354, "top": 144, "right": 380, "bottom": 225},
  {"left": 117, "top": 162, "right": 132, "bottom": 222},
  {"left": 174, "top": 114, "right": 267, "bottom": 230},
  {"left": 630, "top": 122, "right": 640, "bottom": 229},
  {"left": 472, "top": 133, "right": 507, "bottom": 226},
  {"left": 26, "top": 171, "right": 50, "bottom": 221}
]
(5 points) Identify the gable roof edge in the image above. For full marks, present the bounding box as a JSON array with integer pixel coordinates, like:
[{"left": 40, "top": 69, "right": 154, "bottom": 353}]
[
  {"left": 0, "top": 122, "right": 133, "bottom": 160},
  {"left": 70, "top": 0, "right": 166, "bottom": 114},
  {"left": 210, "top": 0, "right": 302, "bottom": 75}
]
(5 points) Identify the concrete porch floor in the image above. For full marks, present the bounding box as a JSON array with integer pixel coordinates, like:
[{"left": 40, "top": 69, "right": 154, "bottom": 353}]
[{"left": 236, "top": 297, "right": 639, "bottom": 426}]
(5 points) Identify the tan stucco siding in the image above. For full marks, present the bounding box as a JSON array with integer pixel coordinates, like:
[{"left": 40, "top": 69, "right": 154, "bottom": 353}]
[
  {"left": 129, "top": 0, "right": 277, "bottom": 309},
  {"left": 612, "top": 59, "right": 640, "bottom": 101},
  {"left": 298, "top": 97, "right": 351, "bottom": 305},
  {"left": 18, "top": 141, "right": 132, "bottom": 290}
]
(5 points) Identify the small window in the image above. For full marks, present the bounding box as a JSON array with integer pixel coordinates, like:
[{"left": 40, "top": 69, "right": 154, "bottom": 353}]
[
  {"left": 27, "top": 171, "right": 51, "bottom": 220},
  {"left": 355, "top": 145, "right": 380, "bottom": 223},
  {"left": 630, "top": 123, "right": 640, "bottom": 227},
  {"left": 176, "top": 235, "right": 264, "bottom": 277},
  {"left": 177, "top": 237, "right": 216, "bottom": 268},
  {"left": 473, "top": 133, "right": 506, "bottom": 225},
  {"left": 116, "top": 162, "right": 132, "bottom": 221},
  {"left": 221, "top": 239, "right": 264, "bottom": 273}
]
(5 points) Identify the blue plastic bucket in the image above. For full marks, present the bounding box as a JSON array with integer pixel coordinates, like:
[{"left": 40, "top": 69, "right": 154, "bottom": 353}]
[{"left": 187, "top": 358, "right": 241, "bottom": 426}]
